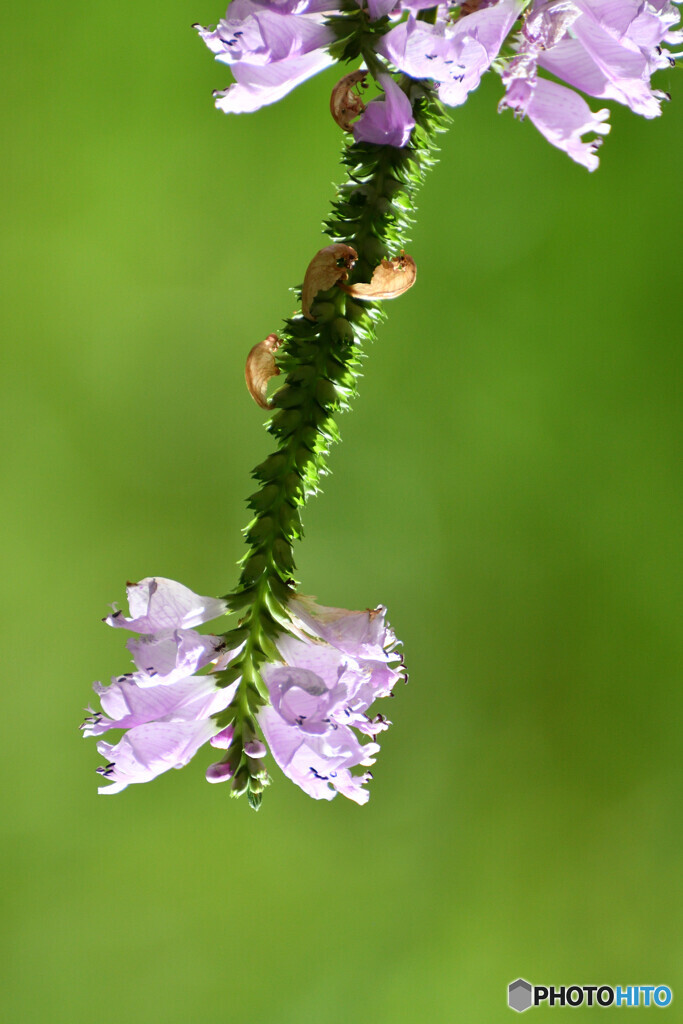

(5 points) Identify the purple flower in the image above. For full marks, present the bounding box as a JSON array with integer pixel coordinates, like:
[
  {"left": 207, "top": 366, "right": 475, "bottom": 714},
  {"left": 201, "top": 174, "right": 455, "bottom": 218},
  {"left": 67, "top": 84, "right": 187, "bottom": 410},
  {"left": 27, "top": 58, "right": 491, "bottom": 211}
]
[
  {"left": 84, "top": 578, "right": 238, "bottom": 794},
  {"left": 499, "top": 0, "right": 682, "bottom": 168},
  {"left": 378, "top": 0, "right": 523, "bottom": 107},
  {"left": 352, "top": 74, "right": 416, "bottom": 146},
  {"left": 105, "top": 576, "right": 226, "bottom": 632},
  {"left": 255, "top": 597, "right": 404, "bottom": 804},
  {"left": 195, "top": 0, "right": 336, "bottom": 114}
]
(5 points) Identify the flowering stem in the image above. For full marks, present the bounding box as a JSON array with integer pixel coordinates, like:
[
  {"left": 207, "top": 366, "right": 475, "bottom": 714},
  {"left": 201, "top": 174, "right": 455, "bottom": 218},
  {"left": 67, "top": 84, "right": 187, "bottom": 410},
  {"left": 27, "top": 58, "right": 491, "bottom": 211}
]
[{"left": 216, "top": 89, "right": 449, "bottom": 807}]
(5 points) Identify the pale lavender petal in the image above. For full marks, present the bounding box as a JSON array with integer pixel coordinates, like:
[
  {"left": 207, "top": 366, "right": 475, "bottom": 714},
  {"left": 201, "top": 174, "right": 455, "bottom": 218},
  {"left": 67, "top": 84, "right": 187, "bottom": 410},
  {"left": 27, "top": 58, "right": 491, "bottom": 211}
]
[
  {"left": 330, "top": 768, "right": 372, "bottom": 805},
  {"left": 350, "top": 711, "right": 392, "bottom": 736},
  {"left": 258, "top": 594, "right": 401, "bottom": 802},
  {"left": 197, "top": 5, "right": 334, "bottom": 66},
  {"left": 244, "top": 739, "right": 268, "bottom": 757},
  {"left": 308, "top": 723, "right": 379, "bottom": 766},
  {"left": 378, "top": 1, "right": 522, "bottom": 107},
  {"left": 366, "top": 0, "right": 397, "bottom": 18},
  {"left": 126, "top": 628, "right": 224, "bottom": 685},
  {"left": 206, "top": 761, "right": 235, "bottom": 783},
  {"left": 259, "top": 706, "right": 374, "bottom": 801},
  {"left": 539, "top": 37, "right": 665, "bottom": 117},
  {"left": 83, "top": 674, "right": 238, "bottom": 736},
  {"left": 106, "top": 577, "right": 226, "bottom": 633},
  {"left": 210, "top": 724, "right": 235, "bottom": 748},
  {"left": 440, "top": 0, "right": 524, "bottom": 106},
  {"left": 352, "top": 74, "right": 415, "bottom": 148},
  {"left": 377, "top": 19, "right": 456, "bottom": 83},
  {"left": 96, "top": 719, "right": 219, "bottom": 793},
  {"left": 571, "top": 8, "right": 667, "bottom": 116},
  {"left": 216, "top": 11, "right": 333, "bottom": 66},
  {"left": 270, "top": 631, "right": 357, "bottom": 688},
  {"left": 401, "top": 0, "right": 444, "bottom": 9},
  {"left": 290, "top": 596, "right": 396, "bottom": 662},
  {"left": 214, "top": 48, "right": 335, "bottom": 113},
  {"left": 521, "top": 78, "right": 611, "bottom": 171},
  {"left": 574, "top": 0, "right": 682, "bottom": 48},
  {"left": 234, "top": 0, "right": 337, "bottom": 13},
  {"left": 261, "top": 661, "right": 335, "bottom": 732}
]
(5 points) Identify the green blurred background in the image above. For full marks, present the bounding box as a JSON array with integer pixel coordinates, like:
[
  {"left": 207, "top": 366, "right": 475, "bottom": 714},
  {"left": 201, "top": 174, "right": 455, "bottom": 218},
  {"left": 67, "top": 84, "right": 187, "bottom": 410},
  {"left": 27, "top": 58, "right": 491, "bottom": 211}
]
[{"left": 2, "top": 2, "right": 681, "bottom": 1020}]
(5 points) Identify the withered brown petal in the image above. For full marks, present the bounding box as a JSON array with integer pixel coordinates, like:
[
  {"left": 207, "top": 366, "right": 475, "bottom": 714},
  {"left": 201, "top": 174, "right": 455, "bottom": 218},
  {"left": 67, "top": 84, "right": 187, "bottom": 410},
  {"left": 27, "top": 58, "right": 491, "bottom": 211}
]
[
  {"left": 245, "top": 333, "right": 282, "bottom": 409},
  {"left": 342, "top": 253, "right": 417, "bottom": 301},
  {"left": 302, "top": 243, "right": 358, "bottom": 320},
  {"left": 330, "top": 70, "right": 368, "bottom": 132}
]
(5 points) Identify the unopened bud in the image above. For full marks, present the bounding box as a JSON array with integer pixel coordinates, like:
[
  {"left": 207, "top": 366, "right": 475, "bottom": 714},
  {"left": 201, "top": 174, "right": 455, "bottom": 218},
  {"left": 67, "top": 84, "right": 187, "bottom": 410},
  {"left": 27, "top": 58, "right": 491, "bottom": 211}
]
[
  {"left": 231, "top": 765, "right": 250, "bottom": 796},
  {"left": 206, "top": 760, "right": 234, "bottom": 784},
  {"left": 210, "top": 724, "right": 235, "bottom": 749}
]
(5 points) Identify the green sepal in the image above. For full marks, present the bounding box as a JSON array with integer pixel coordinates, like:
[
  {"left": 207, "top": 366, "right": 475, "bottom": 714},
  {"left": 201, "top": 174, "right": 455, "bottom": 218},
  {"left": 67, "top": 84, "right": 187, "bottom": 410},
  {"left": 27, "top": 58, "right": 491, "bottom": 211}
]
[{"left": 215, "top": 662, "right": 242, "bottom": 688}]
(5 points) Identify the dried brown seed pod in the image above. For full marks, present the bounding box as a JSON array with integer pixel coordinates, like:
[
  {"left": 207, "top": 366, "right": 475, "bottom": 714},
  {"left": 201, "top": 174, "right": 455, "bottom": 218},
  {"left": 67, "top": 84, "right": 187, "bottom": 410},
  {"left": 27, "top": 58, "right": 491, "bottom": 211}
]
[
  {"left": 342, "top": 252, "right": 417, "bottom": 301},
  {"left": 245, "top": 333, "right": 282, "bottom": 409},
  {"left": 302, "top": 244, "right": 358, "bottom": 320},
  {"left": 330, "top": 70, "right": 368, "bottom": 132}
]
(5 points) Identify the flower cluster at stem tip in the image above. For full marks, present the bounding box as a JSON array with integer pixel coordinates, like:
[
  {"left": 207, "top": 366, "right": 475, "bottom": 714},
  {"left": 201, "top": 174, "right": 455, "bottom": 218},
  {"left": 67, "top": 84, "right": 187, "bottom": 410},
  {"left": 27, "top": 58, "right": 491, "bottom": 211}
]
[{"left": 194, "top": 0, "right": 682, "bottom": 169}]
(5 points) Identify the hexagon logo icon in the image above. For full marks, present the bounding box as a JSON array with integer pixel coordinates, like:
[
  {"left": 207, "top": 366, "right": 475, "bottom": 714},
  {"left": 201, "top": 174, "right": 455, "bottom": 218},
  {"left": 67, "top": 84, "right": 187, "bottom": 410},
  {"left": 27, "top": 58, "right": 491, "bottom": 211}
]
[{"left": 508, "top": 979, "right": 533, "bottom": 1012}]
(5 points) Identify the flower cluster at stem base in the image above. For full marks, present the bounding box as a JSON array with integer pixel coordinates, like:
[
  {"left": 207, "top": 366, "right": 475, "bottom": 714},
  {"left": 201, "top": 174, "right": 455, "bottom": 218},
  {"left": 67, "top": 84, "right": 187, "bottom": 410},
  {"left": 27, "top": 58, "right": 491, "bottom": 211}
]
[{"left": 83, "top": 579, "right": 404, "bottom": 805}]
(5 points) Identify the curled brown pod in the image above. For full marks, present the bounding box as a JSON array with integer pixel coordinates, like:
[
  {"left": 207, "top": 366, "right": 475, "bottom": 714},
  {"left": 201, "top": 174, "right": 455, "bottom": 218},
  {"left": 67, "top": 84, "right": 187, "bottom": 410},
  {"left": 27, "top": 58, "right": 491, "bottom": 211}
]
[
  {"left": 302, "top": 244, "right": 358, "bottom": 320},
  {"left": 330, "top": 70, "right": 368, "bottom": 132},
  {"left": 245, "top": 333, "right": 282, "bottom": 409},
  {"left": 342, "top": 252, "right": 417, "bottom": 301}
]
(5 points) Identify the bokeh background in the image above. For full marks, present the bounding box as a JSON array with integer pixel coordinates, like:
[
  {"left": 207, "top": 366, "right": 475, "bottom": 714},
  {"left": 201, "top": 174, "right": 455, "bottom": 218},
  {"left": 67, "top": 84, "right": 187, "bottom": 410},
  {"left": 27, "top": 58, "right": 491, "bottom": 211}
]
[{"left": 2, "top": 2, "right": 681, "bottom": 1020}]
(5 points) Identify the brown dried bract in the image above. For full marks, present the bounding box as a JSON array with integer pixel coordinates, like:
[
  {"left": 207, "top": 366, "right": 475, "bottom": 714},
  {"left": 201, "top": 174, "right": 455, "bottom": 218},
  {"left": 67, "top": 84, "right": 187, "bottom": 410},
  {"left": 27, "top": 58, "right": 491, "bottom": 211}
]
[
  {"left": 245, "top": 333, "right": 282, "bottom": 409},
  {"left": 460, "top": 0, "right": 487, "bottom": 14},
  {"left": 330, "top": 70, "right": 368, "bottom": 132},
  {"left": 302, "top": 244, "right": 358, "bottom": 320},
  {"left": 342, "top": 252, "right": 417, "bottom": 301}
]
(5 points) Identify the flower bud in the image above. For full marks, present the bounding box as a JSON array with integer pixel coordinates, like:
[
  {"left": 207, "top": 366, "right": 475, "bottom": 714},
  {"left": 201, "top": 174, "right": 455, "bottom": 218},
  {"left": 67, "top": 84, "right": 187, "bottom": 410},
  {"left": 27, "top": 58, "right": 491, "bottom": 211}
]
[
  {"left": 231, "top": 765, "right": 250, "bottom": 796},
  {"left": 206, "top": 760, "right": 234, "bottom": 784},
  {"left": 244, "top": 739, "right": 267, "bottom": 758},
  {"left": 210, "top": 725, "right": 235, "bottom": 749},
  {"left": 331, "top": 317, "right": 354, "bottom": 344}
]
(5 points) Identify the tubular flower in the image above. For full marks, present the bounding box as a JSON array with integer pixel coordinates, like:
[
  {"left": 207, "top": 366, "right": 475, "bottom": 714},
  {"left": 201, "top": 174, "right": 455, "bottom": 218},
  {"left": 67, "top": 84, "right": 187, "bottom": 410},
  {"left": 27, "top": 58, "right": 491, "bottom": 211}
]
[
  {"left": 83, "top": 578, "right": 237, "bottom": 794},
  {"left": 255, "top": 597, "right": 404, "bottom": 804},
  {"left": 352, "top": 73, "right": 416, "bottom": 146},
  {"left": 499, "top": 0, "right": 682, "bottom": 168},
  {"left": 377, "top": 0, "right": 524, "bottom": 107},
  {"left": 195, "top": 0, "right": 337, "bottom": 114}
]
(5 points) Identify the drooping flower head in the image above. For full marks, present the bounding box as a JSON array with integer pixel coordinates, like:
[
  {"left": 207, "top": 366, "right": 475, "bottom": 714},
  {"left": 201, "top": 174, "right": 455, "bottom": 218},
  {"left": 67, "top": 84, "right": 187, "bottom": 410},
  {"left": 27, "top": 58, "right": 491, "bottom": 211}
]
[
  {"left": 84, "top": 579, "right": 404, "bottom": 804},
  {"left": 499, "top": 0, "right": 683, "bottom": 169},
  {"left": 83, "top": 578, "right": 237, "bottom": 794},
  {"left": 256, "top": 597, "right": 403, "bottom": 803},
  {"left": 195, "top": 0, "right": 681, "bottom": 167}
]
